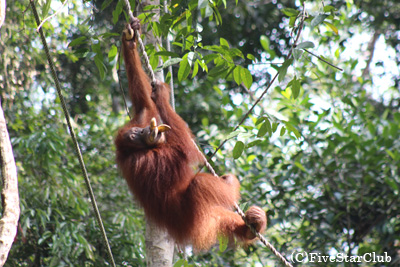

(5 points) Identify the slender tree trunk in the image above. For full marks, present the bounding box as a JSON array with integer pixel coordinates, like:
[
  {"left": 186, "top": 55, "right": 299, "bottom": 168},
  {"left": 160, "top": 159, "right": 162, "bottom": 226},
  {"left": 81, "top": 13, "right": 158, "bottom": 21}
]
[
  {"left": 0, "top": 99, "right": 20, "bottom": 266},
  {"left": 139, "top": 1, "right": 175, "bottom": 266}
]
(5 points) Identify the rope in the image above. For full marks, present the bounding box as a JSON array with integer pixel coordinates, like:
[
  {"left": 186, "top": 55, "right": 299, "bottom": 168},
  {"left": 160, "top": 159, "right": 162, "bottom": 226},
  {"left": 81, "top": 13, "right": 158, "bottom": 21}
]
[
  {"left": 193, "top": 140, "right": 293, "bottom": 267},
  {"left": 29, "top": 2, "right": 116, "bottom": 266},
  {"left": 122, "top": 0, "right": 156, "bottom": 88}
]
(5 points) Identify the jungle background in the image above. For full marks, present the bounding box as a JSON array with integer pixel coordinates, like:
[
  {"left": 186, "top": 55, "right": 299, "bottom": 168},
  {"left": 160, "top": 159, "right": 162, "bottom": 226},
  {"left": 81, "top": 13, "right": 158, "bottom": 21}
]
[{"left": 1, "top": 0, "right": 399, "bottom": 266}]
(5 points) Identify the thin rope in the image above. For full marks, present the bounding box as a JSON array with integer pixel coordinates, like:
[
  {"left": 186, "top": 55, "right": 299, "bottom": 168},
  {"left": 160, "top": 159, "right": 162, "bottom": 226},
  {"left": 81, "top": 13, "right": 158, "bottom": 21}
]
[{"left": 29, "top": 1, "right": 116, "bottom": 266}]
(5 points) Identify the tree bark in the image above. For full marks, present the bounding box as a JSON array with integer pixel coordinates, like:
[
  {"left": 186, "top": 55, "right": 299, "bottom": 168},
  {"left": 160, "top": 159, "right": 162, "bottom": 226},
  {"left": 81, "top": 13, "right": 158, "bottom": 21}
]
[
  {"left": 139, "top": 1, "right": 175, "bottom": 266},
  {"left": 0, "top": 100, "right": 20, "bottom": 266},
  {"left": 0, "top": 0, "right": 5, "bottom": 29}
]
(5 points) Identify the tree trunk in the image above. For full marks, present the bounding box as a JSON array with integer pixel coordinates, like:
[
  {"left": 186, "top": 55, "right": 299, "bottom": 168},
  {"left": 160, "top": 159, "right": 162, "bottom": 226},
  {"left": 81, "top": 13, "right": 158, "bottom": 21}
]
[
  {"left": 139, "top": 1, "right": 175, "bottom": 266},
  {"left": 0, "top": 0, "right": 5, "bottom": 29},
  {"left": 0, "top": 99, "right": 20, "bottom": 266}
]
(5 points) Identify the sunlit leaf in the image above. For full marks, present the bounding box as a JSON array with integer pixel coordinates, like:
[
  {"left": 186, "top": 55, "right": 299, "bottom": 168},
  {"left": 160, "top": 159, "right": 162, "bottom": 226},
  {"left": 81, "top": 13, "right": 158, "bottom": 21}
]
[
  {"left": 233, "top": 66, "right": 242, "bottom": 86},
  {"left": 108, "top": 45, "right": 118, "bottom": 61},
  {"left": 282, "top": 8, "right": 299, "bottom": 17},
  {"left": 260, "top": 35, "right": 270, "bottom": 52},
  {"left": 324, "top": 21, "right": 339, "bottom": 35},
  {"left": 241, "top": 68, "right": 253, "bottom": 89},
  {"left": 295, "top": 162, "right": 307, "bottom": 172},
  {"left": 220, "top": 37, "right": 229, "bottom": 48}
]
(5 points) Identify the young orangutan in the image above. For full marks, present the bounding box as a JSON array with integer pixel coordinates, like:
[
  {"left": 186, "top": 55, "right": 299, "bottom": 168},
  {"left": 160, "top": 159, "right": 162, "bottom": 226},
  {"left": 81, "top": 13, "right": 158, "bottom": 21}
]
[{"left": 115, "top": 18, "right": 267, "bottom": 250}]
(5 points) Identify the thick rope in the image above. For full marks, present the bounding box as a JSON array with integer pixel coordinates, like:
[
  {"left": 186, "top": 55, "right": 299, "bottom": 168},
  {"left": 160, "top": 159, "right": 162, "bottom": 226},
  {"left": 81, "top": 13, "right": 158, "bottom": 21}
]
[
  {"left": 122, "top": 0, "right": 156, "bottom": 87},
  {"left": 29, "top": 1, "right": 116, "bottom": 266}
]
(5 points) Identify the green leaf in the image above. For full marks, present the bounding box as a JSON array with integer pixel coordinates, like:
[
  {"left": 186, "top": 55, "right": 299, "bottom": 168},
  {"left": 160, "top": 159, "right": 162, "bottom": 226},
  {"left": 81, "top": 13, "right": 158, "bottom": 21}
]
[
  {"left": 233, "top": 66, "right": 242, "bottom": 86},
  {"left": 247, "top": 139, "right": 262, "bottom": 148},
  {"left": 385, "top": 177, "right": 399, "bottom": 192},
  {"left": 324, "top": 21, "right": 339, "bottom": 35},
  {"left": 42, "top": 0, "right": 52, "bottom": 18},
  {"left": 178, "top": 56, "right": 191, "bottom": 82},
  {"left": 233, "top": 141, "right": 245, "bottom": 159},
  {"left": 241, "top": 68, "right": 253, "bottom": 89},
  {"left": 289, "top": 16, "right": 297, "bottom": 27},
  {"left": 108, "top": 45, "right": 118, "bottom": 61},
  {"left": 278, "top": 58, "right": 293, "bottom": 83},
  {"left": 258, "top": 119, "right": 271, "bottom": 137},
  {"left": 386, "top": 149, "right": 395, "bottom": 160},
  {"left": 260, "top": 35, "right": 270, "bottom": 52},
  {"left": 226, "top": 130, "right": 242, "bottom": 140},
  {"left": 101, "top": 0, "right": 115, "bottom": 11},
  {"left": 297, "top": 41, "right": 315, "bottom": 50},
  {"left": 280, "top": 126, "right": 286, "bottom": 136},
  {"left": 112, "top": 0, "right": 123, "bottom": 25},
  {"left": 192, "top": 61, "right": 199, "bottom": 78},
  {"left": 292, "top": 76, "right": 301, "bottom": 99},
  {"left": 272, "top": 122, "right": 279, "bottom": 133},
  {"left": 173, "top": 259, "right": 187, "bottom": 267},
  {"left": 282, "top": 8, "right": 299, "bottom": 17},
  {"left": 162, "top": 58, "right": 182, "bottom": 69},
  {"left": 292, "top": 48, "right": 303, "bottom": 60},
  {"left": 255, "top": 117, "right": 266, "bottom": 125},
  {"left": 94, "top": 51, "right": 106, "bottom": 80},
  {"left": 285, "top": 122, "right": 301, "bottom": 139},
  {"left": 323, "top": 5, "right": 336, "bottom": 12},
  {"left": 218, "top": 235, "right": 229, "bottom": 252},
  {"left": 295, "top": 161, "right": 307, "bottom": 172},
  {"left": 311, "top": 14, "right": 329, "bottom": 28},
  {"left": 68, "top": 36, "right": 87, "bottom": 47},
  {"left": 247, "top": 54, "right": 255, "bottom": 61},
  {"left": 220, "top": 38, "right": 229, "bottom": 48},
  {"left": 208, "top": 62, "right": 228, "bottom": 77},
  {"left": 221, "top": 0, "right": 227, "bottom": 8}
]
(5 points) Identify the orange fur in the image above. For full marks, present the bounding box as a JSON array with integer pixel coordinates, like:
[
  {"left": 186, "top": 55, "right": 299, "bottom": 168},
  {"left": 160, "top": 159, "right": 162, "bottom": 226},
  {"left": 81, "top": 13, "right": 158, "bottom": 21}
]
[{"left": 115, "top": 19, "right": 267, "bottom": 250}]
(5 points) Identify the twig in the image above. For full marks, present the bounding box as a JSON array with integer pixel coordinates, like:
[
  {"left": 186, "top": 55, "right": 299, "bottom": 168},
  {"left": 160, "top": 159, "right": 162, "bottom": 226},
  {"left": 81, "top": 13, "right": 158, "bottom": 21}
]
[{"left": 303, "top": 48, "right": 343, "bottom": 71}]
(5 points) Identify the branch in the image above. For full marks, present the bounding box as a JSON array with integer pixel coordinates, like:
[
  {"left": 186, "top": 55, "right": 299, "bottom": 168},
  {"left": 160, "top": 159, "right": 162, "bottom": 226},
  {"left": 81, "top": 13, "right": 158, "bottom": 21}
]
[
  {"left": 303, "top": 49, "right": 343, "bottom": 71},
  {"left": 362, "top": 30, "right": 380, "bottom": 78}
]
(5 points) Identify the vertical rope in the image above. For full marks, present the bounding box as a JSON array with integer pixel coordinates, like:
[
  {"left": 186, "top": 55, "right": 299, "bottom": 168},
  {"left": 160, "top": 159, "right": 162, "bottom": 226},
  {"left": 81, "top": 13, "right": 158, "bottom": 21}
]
[
  {"left": 122, "top": 0, "right": 156, "bottom": 87},
  {"left": 29, "top": 2, "right": 116, "bottom": 266}
]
